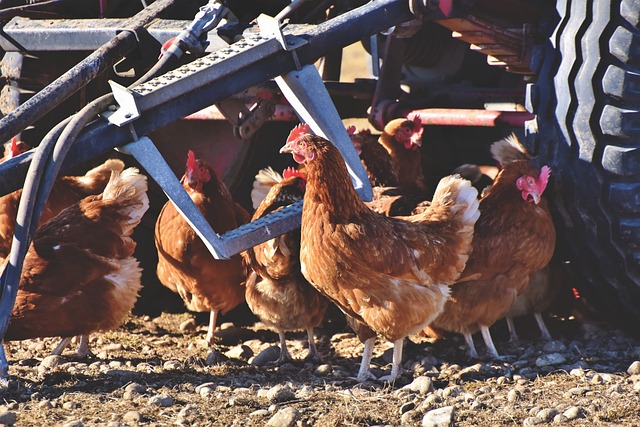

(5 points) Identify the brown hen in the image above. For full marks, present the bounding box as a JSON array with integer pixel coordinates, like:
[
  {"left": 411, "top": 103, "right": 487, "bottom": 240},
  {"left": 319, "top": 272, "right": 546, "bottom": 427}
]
[
  {"left": 242, "top": 167, "right": 328, "bottom": 364},
  {"left": 4, "top": 167, "right": 149, "bottom": 357},
  {"left": 280, "top": 124, "right": 479, "bottom": 382},
  {"left": 154, "top": 150, "right": 249, "bottom": 347}
]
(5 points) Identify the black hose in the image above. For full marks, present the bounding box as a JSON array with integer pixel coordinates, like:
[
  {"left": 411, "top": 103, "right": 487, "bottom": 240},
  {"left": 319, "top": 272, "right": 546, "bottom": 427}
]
[{"left": 0, "top": 0, "right": 184, "bottom": 145}]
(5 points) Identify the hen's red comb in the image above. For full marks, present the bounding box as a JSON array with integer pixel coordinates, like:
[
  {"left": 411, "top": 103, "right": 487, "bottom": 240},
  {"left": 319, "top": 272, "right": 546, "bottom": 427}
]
[
  {"left": 287, "top": 123, "right": 311, "bottom": 143},
  {"left": 186, "top": 150, "right": 198, "bottom": 171},
  {"left": 539, "top": 165, "right": 551, "bottom": 190},
  {"left": 283, "top": 166, "right": 306, "bottom": 181},
  {"left": 10, "top": 137, "right": 21, "bottom": 157},
  {"left": 346, "top": 125, "right": 356, "bottom": 136},
  {"left": 410, "top": 114, "right": 423, "bottom": 132}
]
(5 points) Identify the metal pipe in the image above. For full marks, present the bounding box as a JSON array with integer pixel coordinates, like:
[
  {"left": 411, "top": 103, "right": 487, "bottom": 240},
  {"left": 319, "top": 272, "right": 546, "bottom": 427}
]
[
  {"left": 400, "top": 108, "right": 535, "bottom": 127},
  {"left": 0, "top": 0, "right": 183, "bottom": 145}
]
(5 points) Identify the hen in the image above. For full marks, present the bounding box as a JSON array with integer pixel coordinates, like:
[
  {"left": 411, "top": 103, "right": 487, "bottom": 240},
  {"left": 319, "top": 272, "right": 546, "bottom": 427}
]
[
  {"left": 242, "top": 167, "right": 328, "bottom": 364},
  {"left": 155, "top": 150, "right": 250, "bottom": 347},
  {"left": 0, "top": 143, "right": 125, "bottom": 263},
  {"left": 3, "top": 167, "right": 149, "bottom": 357},
  {"left": 428, "top": 138, "right": 556, "bottom": 358},
  {"left": 489, "top": 134, "right": 559, "bottom": 342},
  {"left": 377, "top": 116, "right": 427, "bottom": 192},
  {"left": 347, "top": 125, "right": 398, "bottom": 188},
  {"left": 280, "top": 124, "right": 479, "bottom": 382}
]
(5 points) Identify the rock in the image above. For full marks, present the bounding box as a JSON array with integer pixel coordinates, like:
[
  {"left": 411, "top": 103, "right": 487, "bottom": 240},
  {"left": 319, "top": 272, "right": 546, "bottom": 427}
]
[
  {"left": 542, "top": 341, "right": 566, "bottom": 353},
  {"left": 401, "top": 409, "right": 421, "bottom": 425},
  {"left": 124, "top": 383, "right": 146, "bottom": 394},
  {"left": 40, "top": 355, "right": 63, "bottom": 369},
  {"left": 314, "top": 364, "right": 333, "bottom": 376},
  {"left": 553, "top": 414, "right": 568, "bottom": 423},
  {"left": 536, "top": 408, "right": 559, "bottom": 422},
  {"left": 400, "top": 401, "right": 416, "bottom": 413},
  {"left": 523, "top": 416, "right": 544, "bottom": 426},
  {"left": 225, "top": 344, "right": 253, "bottom": 360},
  {"left": 563, "top": 406, "right": 585, "bottom": 420},
  {"left": 38, "top": 400, "right": 53, "bottom": 409},
  {"left": 179, "top": 318, "right": 197, "bottom": 332},
  {"left": 296, "top": 385, "right": 315, "bottom": 399},
  {"left": 163, "top": 360, "right": 181, "bottom": 370},
  {"left": 267, "top": 407, "right": 300, "bottom": 427},
  {"left": 422, "top": 405, "right": 454, "bottom": 427},
  {"left": 63, "top": 401, "right": 80, "bottom": 409},
  {"left": 250, "top": 409, "right": 270, "bottom": 417},
  {"left": 177, "top": 404, "right": 199, "bottom": 420},
  {"left": 507, "top": 389, "right": 521, "bottom": 403},
  {"left": 403, "top": 376, "right": 433, "bottom": 395},
  {"left": 0, "top": 411, "right": 17, "bottom": 425},
  {"left": 266, "top": 384, "right": 295, "bottom": 403},
  {"left": 535, "top": 353, "right": 566, "bottom": 367},
  {"left": 251, "top": 346, "right": 281, "bottom": 366},
  {"left": 627, "top": 361, "right": 640, "bottom": 375},
  {"left": 148, "top": 394, "right": 173, "bottom": 407},
  {"left": 123, "top": 410, "right": 143, "bottom": 423},
  {"left": 442, "top": 385, "right": 464, "bottom": 399},
  {"left": 62, "top": 421, "right": 84, "bottom": 427}
]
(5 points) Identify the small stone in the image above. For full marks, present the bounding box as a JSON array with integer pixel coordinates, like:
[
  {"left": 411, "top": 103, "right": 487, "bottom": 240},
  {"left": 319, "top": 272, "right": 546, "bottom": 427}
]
[
  {"left": 535, "top": 353, "right": 566, "bottom": 367},
  {"left": 401, "top": 410, "right": 421, "bottom": 425},
  {"left": 267, "top": 407, "right": 300, "bottom": 427},
  {"left": 163, "top": 360, "right": 181, "bottom": 370},
  {"left": 0, "top": 411, "right": 17, "bottom": 425},
  {"left": 62, "top": 401, "right": 80, "bottom": 410},
  {"left": 40, "top": 355, "right": 63, "bottom": 369},
  {"left": 608, "top": 384, "right": 624, "bottom": 394},
  {"left": 542, "top": 341, "right": 566, "bottom": 353},
  {"left": 124, "top": 383, "right": 146, "bottom": 394},
  {"left": 314, "top": 364, "right": 333, "bottom": 376},
  {"left": 266, "top": 384, "right": 295, "bottom": 403},
  {"left": 553, "top": 414, "right": 568, "bottom": 423},
  {"left": 628, "top": 361, "right": 640, "bottom": 375},
  {"left": 225, "top": 344, "right": 253, "bottom": 360},
  {"left": 634, "top": 382, "right": 640, "bottom": 391},
  {"left": 563, "top": 406, "right": 584, "bottom": 420},
  {"left": 148, "top": 394, "right": 173, "bottom": 407},
  {"left": 570, "top": 368, "right": 585, "bottom": 377},
  {"left": 62, "top": 421, "right": 84, "bottom": 427},
  {"left": 403, "top": 376, "right": 433, "bottom": 395},
  {"left": 400, "top": 401, "right": 416, "bottom": 414},
  {"left": 442, "top": 385, "right": 464, "bottom": 399},
  {"left": 177, "top": 404, "right": 199, "bottom": 420},
  {"left": 422, "top": 405, "right": 454, "bottom": 427},
  {"left": 507, "top": 389, "right": 521, "bottom": 403},
  {"left": 537, "top": 408, "right": 559, "bottom": 422},
  {"left": 251, "top": 346, "right": 281, "bottom": 366},
  {"left": 523, "top": 416, "right": 544, "bottom": 426},
  {"left": 590, "top": 374, "right": 603, "bottom": 384},
  {"left": 123, "top": 410, "right": 143, "bottom": 423},
  {"left": 250, "top": 409, "right": 270, "bottom": 418},
  {"left": 179, "top": 318, "right": 197, "bottom": 332},
  {"left": 38, "top": 400, "right": 53, "bottom": 409}
]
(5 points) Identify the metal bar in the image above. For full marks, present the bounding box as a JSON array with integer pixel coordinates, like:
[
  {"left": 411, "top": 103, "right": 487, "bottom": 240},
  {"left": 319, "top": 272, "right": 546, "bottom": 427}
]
[
  {"left": 0, "top": 17, "right": 229, "bottom": 52},
  {"left": 121, "top": 136, "right": 229, "bottom": 259},
  {"left": 275, "top": 64, "right": 372, "bottom": 200},
  {"left": 0, "top": 0, "right": 413, "bottom": 197},
  {"left": 401, "top": 108, "right": 535, "bottom": 127}
]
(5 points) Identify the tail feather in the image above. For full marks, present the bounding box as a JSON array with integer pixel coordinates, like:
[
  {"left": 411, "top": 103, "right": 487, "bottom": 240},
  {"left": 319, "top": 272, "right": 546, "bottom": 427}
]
[
  {"left": 102, "top": 167, "right": 149, "bottom": 230},
  {"left": 251, "top": 167, "right": 283, "bottom": 209},
  {"left": 431, "top": 175, "right": 480, "bottom": 228},
  {"left": 490, "top": 133, "right": 530, "bottom": 166},
  {"left": 74, "top": 158, "right": 125, "bottom": 190}
]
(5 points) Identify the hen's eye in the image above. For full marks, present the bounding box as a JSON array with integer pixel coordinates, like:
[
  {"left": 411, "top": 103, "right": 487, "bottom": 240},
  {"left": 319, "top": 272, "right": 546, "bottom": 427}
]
[{"left": 528, "top": 178, "right": 535, "bottom": 185}]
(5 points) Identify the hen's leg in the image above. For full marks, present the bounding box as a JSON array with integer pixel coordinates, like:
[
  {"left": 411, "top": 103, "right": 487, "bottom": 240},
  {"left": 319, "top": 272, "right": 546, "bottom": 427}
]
[
  {"left": 75, "top": 335, "right": 94, "bottom": 358},
  {"left": 480, "top": 326, "right": 499, "bottom": 359},
  {"left": 303, "top": 327, "right": 321, "bottom": 362},
  {"left": 534, "top": 313, "right": 552, "bottom": 340},
  {"left": 378, "top": 338, "right": 404, "bottom": 383},
  {"left": 506, "top": 316, "right": 519, "bottom": 341},
  {"left": 463, "top": 333, "right": 479, "bottom": 359},
  {"left": 356, "top": 337, "right": 376, "bottom": 382},
  {"left": 51, "top": 337, "right": 72, "bottom": 356},
  {"left": 205, "top": 310, "right": 219, "bottom": 347},
  {"left": 276, "top": 331, "right": 293, "bottom": 364}
]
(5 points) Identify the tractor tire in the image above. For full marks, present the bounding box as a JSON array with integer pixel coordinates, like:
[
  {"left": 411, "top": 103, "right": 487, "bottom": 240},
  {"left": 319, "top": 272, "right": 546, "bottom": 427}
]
[{"left": 530, "top": 0, "right": 640, "bottom": 322}]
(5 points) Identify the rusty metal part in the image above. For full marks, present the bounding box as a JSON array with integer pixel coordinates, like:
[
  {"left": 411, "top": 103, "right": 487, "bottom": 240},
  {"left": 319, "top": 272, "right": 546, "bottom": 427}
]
[
  {"left": 436, "top": 14, "right": 534, "bottom": 74},
  {"left": 402, "top": 107, "right": 535, "bottom": 127}
]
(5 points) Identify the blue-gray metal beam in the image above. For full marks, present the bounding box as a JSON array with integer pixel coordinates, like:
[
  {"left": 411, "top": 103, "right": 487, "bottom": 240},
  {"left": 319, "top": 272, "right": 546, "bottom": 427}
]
[
  {"left": 0, "top": 17, "right": 230, "bottom": 52},
  {"left": 0, "top": 0, "right": 412, "bottom": 198}
]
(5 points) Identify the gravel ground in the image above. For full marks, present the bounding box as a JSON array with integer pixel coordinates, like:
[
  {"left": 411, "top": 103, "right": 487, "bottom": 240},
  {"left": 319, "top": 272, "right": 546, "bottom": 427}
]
[{"left": 2, "top": 309, "right": 640, "bottom": 427}]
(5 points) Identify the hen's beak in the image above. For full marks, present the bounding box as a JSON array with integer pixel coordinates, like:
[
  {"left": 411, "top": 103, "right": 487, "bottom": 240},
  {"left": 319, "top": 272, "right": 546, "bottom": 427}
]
[
  {"left": 528, "top": 191, "right": 541, "bottom": 204},
  {"left": 280, "top": 141, "right": 294, "bottom": 154}
]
